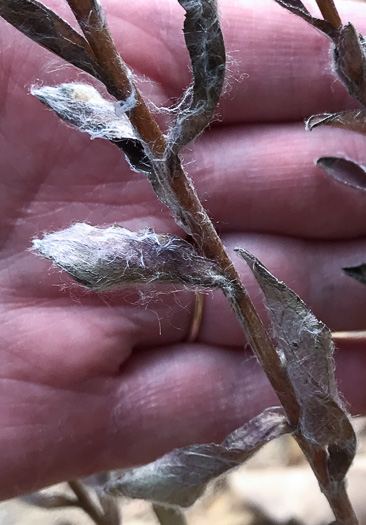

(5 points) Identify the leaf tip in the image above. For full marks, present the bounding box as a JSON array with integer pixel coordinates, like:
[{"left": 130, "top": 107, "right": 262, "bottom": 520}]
[{"left": 343, "top": 264, "right": 366, "bottom": 286}]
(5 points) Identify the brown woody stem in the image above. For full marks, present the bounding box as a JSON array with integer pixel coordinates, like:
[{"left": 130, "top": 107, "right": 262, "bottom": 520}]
[
  {"left": 67, "top": 1, "right": 355, "bottom": 521},
  {"left": 66, "top": 0, "right": 165, "bottom": 154},
  {"left": 68, "top": 480, "right": 107, "bottom": 525},
  {"left": 294, "top": 437, "right": 358, "bottom": 524},
  {"left": 315, "top": 0, "right": 342, "bottom": 29},
  {"left": 64, "top": 9, "right": 291, "bottom": 405},
  {"left": 326, "top": 483, "right": 359, "bottom": 525}
]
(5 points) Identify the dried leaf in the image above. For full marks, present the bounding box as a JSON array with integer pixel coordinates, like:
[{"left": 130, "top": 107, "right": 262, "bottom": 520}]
[
  {"left": 235, "top": 249, "right": 356, "bottom": 479},
  {"left": 333, "top": 23, "right": 366, "bottom": 105},
  {"left": 317, "top": 156, "right": 366, "bottom": 191},
  {"left": 167, "top": 0, "right": 226, "bottom": 152},
  {"left": 273, "top": 0, "right": 337, "bottom": 38},
  {"left": 32, "top": 223, "right": 227, "bottom": 291},
  {"left": 306, "top": 110, "right": 366, "bottom": 135},
  {"left": 0, "top": 0, "right": 104, "bottom": 81},
  {"left": 343, "top": 264, "right": 366, "bottom": 286},
  {"left": 31, "top": 83, "right": 151, "bottom": 173},
  {"left": 105, "top": 408, "right": 290, "bottom": 507},
  {"left": 275, "top": 3, "right": 366, "bottom": 105}
]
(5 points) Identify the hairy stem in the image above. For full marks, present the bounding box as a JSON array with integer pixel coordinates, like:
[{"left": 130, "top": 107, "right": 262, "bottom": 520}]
[
  {"left": 68, "top": 480, "right": 107, "bottom": 525},
  {"left": 326, "top": 483, "right": 359, "bottom": 525},
  {"left": 66, "top": 0, "right": 165, "bottom": 154},
  {"left": 315, "top": 0, "right": 342, "bottom": 29},
  {"left": 294, "top": 438, "right": 358, "bottom": 525},
  {"left": 68, "top": 2, "right": 293, "bottom": 411},
  {"left": 67, "top": 2, "right": 355, "bottom": 521}
]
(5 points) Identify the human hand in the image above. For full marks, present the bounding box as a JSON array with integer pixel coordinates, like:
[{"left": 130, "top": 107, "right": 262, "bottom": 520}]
[{"left": 0, "top": 0, "right": 366, "bottom": 501}]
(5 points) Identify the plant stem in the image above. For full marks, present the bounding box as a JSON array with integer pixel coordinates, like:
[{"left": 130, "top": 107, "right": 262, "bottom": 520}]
[
  {"left": 325, "top": 483, "right": 359, "bottom": 525},
  {"left": 294, "top": 438, "right": 358, "bottom": 525},
  {"left": 66, "top": 2, "right": 356, "bottom": 521},
  {"left": 65, "top": 1, "right": 299, "bottom": 420},
  {"left": 315, "top": 0, "right": 342, "bottom": 29},
  {"left": 332, "top": 330, "right": 366, "bottom": 341},
  {"left": 66, "top": 0, "right": 165, "bottom": 154},
  {"left": 68, "top": 480, "right": 107, "bottom": 525}
]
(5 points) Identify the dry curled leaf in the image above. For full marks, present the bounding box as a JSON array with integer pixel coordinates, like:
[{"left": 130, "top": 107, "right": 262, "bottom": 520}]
[
  {"left": 32, "top": 223, "right": 227, "bottom": 291},
  {"left": 274, "top": 2, "right": 366, "bottom": 107},
  {"left": 334, "top": 23, "right": 366, "bottom": 105},
  {"left": 317, "top": 156, "right": 366, "bottom": 191},
  {"left": 343, "top": 264, "right": 366, "bottom": 286},
  {"left": 236, "top": 249, "right": 356, "bottom": 481},
  {"left": 31, "top": 83, "right": 151, "bottom": 173},
  {"left": 167, "top": 0, "right": 226, "bottom": 153},
  {"left": 306, "top": 110, "right": 366, "bottom": 135},
  {"left": 105, "top": 408, "right": 290, "bottom": 508},
  {"left": 273, "top": 0, "right": 337, "bottom": 38},
  {"left": 0, "top": 0, "right": 104, "bottom": 81}
]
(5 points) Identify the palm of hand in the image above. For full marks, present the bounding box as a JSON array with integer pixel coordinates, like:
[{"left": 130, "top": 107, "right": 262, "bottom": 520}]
[{"left": 0, "top": 0, "right": 366, "bottom": 500}]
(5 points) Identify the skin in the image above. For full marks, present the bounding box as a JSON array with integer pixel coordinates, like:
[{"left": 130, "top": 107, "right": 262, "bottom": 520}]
[{"left": 0, "top": 0, "right": 366, "bottom": 501}]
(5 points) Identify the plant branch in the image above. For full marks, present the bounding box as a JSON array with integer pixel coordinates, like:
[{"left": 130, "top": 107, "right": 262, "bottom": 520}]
[
  {"left": 67, "top": 2, "right": 297, "bottom": 418},
  {"left": 8, "top": 0, "right": 356, "bottom": 521},
  {"left": 65, "top": 0, "right": 165, "bottom": 155},
  {"left": 326, "top": 483, "right": 359, "bottom": 525},
  {"left": 294, "top": 437, "right": 358, "bottom": 525},
  {"left": 0, "top": 0, "right": 106, "bottom": 80},
  {"left": 62, "top": 4, "right": 357, "bottom": 520},
  {"left": 68, "top": 480, "right": 108, "bottom": 525},
  {"left": 66, "top": 0, "right": 302, "bottom": 425},
  {"left": 315, "top": 0, "right": 342, "bottom": 29}
]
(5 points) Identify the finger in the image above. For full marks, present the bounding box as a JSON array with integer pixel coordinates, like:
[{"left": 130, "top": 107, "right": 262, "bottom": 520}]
[
  {"left": 14, "top": 230, "right": 364, "bottom": 356},
  {"left": 0, "top": 343, "right": 275, "bottom": 500},
  {"left": 108, "top": 342, "right": 366, "bottom": 464},
  {"left": 1, "top": 1, "right": 365, "bottom": 125},
  {"left": 186, "top": 123, "right": 366, "bottom": 238},
  {"left": 108, "top": 0, "right": 366, "bottom": 123},
  {"left": 1, "top": 247, "right": 196, "bottom": 378},
  {"left": 197, "top": 233, "right": 366, "bottom": 348},
  {"left": 2, "top": 340, "right": 364, "bottom": 500}
]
